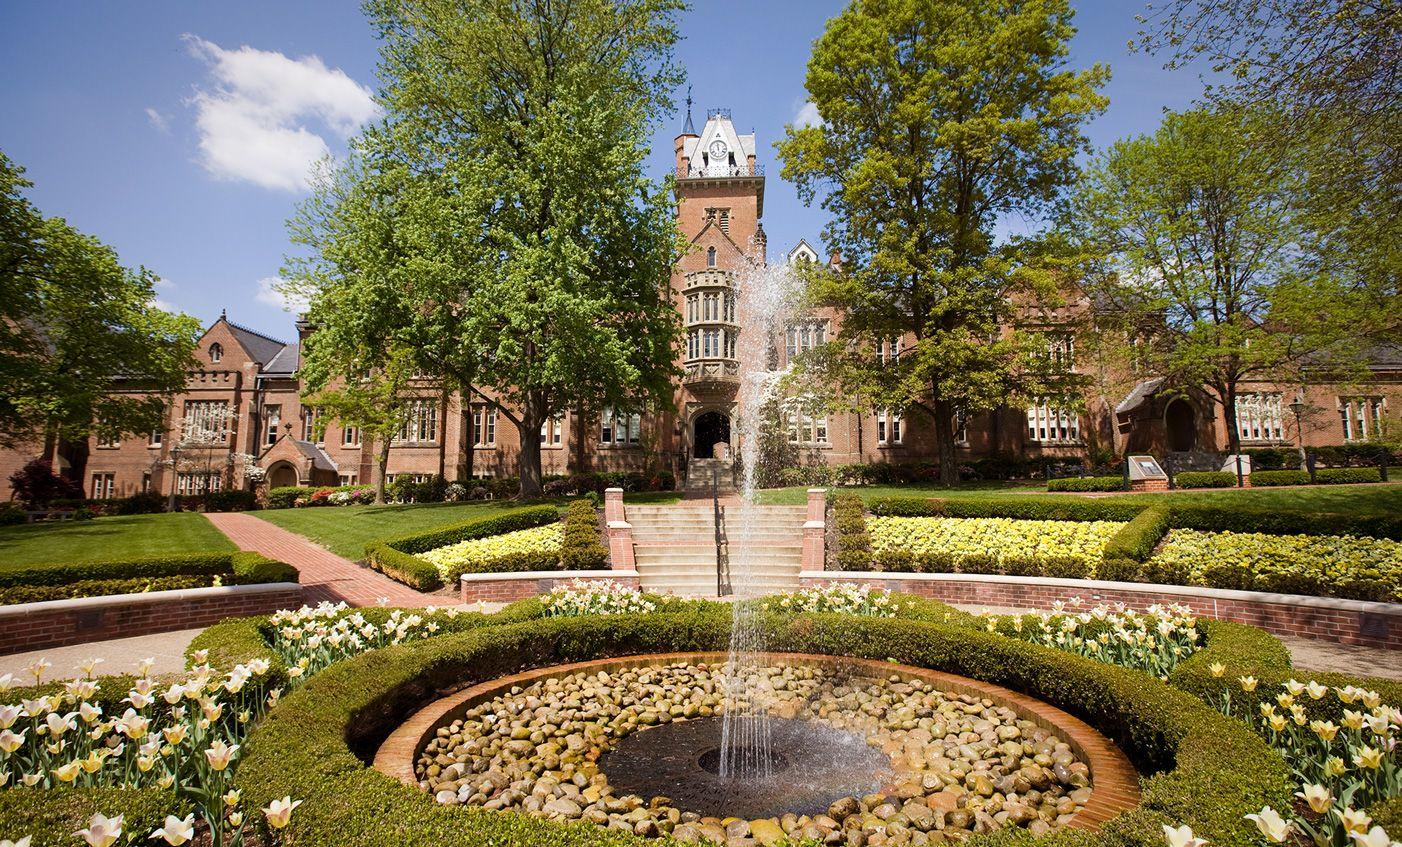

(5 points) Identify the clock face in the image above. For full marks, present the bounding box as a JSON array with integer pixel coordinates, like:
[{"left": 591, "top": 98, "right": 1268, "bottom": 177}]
[{"left": 708, "top": 140, "right": 728, "bottom": 160}]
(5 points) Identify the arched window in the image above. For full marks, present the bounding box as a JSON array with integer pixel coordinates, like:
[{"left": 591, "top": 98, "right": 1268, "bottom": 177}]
[
  {"left": 209, "top": 343, "right": 223, "bottom": 363},
  {"left": 706, "top": 246, "right": 716, "bottom": 268}
]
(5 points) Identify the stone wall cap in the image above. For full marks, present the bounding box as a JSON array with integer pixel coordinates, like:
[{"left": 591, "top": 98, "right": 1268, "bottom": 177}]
[
  {"left": 803, "top": 520, "right": 826, "bottom": 530},
  {"left": 459, "top": 570, "right": 637, "bottom": 583},
  {"left": 0, "top": 582, "right": 303, "bottom": 618},
  {"left": 606, "top": 520, "right": 632, "bottom": 529},
  {"left": 796, "top": 571, "right": 1402, "bottom": 615}
]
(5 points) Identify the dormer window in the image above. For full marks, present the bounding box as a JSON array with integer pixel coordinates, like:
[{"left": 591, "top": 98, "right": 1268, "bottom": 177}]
[
  {"left": 209, "top": 343, "right": 223, "bottom": 363},
  {"left": 706, "top": 246, "right": 717, "bottom": 268}
]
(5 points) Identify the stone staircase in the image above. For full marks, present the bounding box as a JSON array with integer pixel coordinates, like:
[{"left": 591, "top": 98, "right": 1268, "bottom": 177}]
[
  {"left": 627, "top": 504, "right": 806, "bottom": 597},
  {"left": 682, "top": 458, "right": 736, "bottom": 496}
]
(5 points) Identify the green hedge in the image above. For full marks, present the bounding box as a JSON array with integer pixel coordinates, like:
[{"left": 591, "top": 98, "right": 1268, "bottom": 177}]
[
  {"left": 831, "top": 491, "right": 872, "bottom": 570},
  {"left": 364, "top": 505, "right": 561, "bottom": 591},
  {"left": 560, "top": 500, "right": 608, "bottom": 570},
  {"left": 1102, "top": 506, "right": 1171, "bottom": 564},
  {"left": 1173, "top": 470, "right": 1238, "bottom": 489},
  {"left": 1047, "top": 475, "right": 1126, "bottom": 492},
  {"left": 0, "top": 574, "right": 215, "bottom": 604},
  {"left": 234, "top": 609, "right": 1289, "bottom": 847},
  {"left": 870, "top": 495, "right": 1146, "bottom": 522},
  {"left": 1168, "top": 503, "right": 1401, "bottom": 539},
  {"left": 1314, "top": 466, "right": 1382, "bottom": 484},
  {"left": 0, "top": 551, "right": 297, "bottom": 605},
  {"left": 0, "top": 785, "right": 186, "bottom": 847},
  {"left": 1248, "top": 470, "right": 1312, "bottom": 487}
]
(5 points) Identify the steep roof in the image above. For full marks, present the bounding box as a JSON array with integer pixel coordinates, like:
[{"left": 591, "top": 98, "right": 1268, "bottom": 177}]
[
  {"left": 292, "top": 439, "right": 337, "bottom": 472},
  {"left": 262, "top": 343, "right": 300, "bottom": 375},
  {"left": 225, "top": 320, "right": 288, "bottom": 367}
]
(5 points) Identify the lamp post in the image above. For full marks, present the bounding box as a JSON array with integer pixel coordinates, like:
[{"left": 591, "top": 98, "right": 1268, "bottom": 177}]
[{"left": 1288, "top": 395, "right": 1307, "bottom": 472}]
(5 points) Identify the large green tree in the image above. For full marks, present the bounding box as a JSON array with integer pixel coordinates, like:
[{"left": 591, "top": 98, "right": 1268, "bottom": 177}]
[
  {"left": 0, "top": 151, "right": 200, "bottom": 474},
  {"left": 776, "top": 0, "right": 1108, "bottom": 484},
  {"left": 1065, "top": 106, "right": 1365, "bottom": 455}
]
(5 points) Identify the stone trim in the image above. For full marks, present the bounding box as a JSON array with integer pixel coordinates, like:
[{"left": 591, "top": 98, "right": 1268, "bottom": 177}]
[
  {"left": 373, "top": 651, "right": 1139, "bottom": 831},
  {"left": 800, "top": 572, "right": 1402, "bottom": 649},
  {"left": 0, "top": 583, "right": 302, "bottom": 655},
  {"left": 459, "top": 570, "right": 641, "bottom": 603}
]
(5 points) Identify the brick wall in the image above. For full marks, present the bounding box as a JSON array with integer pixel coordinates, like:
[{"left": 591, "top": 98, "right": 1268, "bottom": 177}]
[
  {"left": 800, "top": 572, "right": 1401, "bottom": 650},
  {"left": 459, "top": 570, "right": 641, "bottom": 604},
  {"left": 0, "top": 583, "right": 303, "bottom": 655}
]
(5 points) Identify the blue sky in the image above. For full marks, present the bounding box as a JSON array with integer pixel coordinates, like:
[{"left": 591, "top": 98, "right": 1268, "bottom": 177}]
[{"left": 1, "top": 1, "right": 1208, "bottom": 342}]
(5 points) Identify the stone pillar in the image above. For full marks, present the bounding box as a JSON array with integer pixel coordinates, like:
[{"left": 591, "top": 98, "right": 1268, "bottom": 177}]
[
  {"left": 802, "top": 488, "right": 826, "bottom": 571},
  {"left": 603, "top": 488, "right": 634, "bottom": 569}
]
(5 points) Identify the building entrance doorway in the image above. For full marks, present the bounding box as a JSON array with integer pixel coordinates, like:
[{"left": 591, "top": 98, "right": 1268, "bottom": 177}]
[
  {"left": 1165, "top": 399, "right": 1197, "bottom": 452},
  {"left": 692, "top": 412, "right": 731, "bottom": 459},
  {"left": 267, "top": 462, "right": 299, "bottom": 488}
]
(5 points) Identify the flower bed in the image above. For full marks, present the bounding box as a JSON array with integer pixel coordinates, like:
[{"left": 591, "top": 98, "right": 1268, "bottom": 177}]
[
  {"left": 364, "top": 506, "right": 561, "bottom": 591},
  {"left": 0, "top": 552, "right": 298, "bottom": 606},
  {"left": 417, "top": 524, "right": 562, "bottom": 580},
  {"left": 867, "top": 515, "right": 1125, "bottom": 574},
  {"left": 541, "top": 579, "right": 655, "bottom": 616},
  {"left": 1149, "top": 529, "right": 1402, "bottom": 602}
]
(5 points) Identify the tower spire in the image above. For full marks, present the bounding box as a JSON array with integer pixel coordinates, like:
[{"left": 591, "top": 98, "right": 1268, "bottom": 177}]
[{"left": 682, "top": 85, "right": 696, "bottom": 135}]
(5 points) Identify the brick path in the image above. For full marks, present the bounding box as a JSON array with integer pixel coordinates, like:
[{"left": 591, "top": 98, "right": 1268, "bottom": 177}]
[{"left": 205, "top": 513, "right": 453, "bottom": 608}]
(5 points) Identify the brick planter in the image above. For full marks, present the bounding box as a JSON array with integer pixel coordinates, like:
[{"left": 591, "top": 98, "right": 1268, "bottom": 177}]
[
  {"left": 459, "top": 570, "right": 641, "bottom": 604},
  {"left": 800, "top": 572, "right": 1402, "bottom": 649},
  {"left": 0, "top": 583, "right": 303, "bottom": 655}
]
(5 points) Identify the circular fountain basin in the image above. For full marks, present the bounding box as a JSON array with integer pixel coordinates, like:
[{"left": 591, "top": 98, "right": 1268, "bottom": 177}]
[{"left": 374, "top": 652, "right": 1140, "bottom": 837}]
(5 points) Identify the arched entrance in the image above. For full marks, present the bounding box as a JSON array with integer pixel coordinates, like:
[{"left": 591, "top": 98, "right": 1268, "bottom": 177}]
[
  {"left": 266, "top": 462, "right": 300, "bottom": 489},
  {"left": 692, "top": 412, "right": 731, "bottom": 459},
  {"left": 1164, "top": 399, "right": 1197, "bottom": 452}
]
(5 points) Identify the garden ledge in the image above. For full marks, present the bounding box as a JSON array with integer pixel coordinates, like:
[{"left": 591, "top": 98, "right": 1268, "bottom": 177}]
[
  {"left": 460, "top": 569, "right": 640, "bottom": 604},
  {"left": 800, "top": 570, "right": 1402, "bottom": 650},
  {"left": 0, "top": 582, "right": 303, "bottom": 655}
]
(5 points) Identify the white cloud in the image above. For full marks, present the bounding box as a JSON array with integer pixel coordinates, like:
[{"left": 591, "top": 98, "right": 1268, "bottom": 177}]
[
  {"left": 256, "top": 276, "right": 310, "bottom": 312},
  {"left": 145, "top": 107, "right": 170, "bottom": 132},
  {"left": 793, "top": 101, "right": 822, "bottom": 129},
  {"left": 184, "top": 35, "right": 378, "bottom": 191},
  {"left": 149, "top": 298, "right": 178, "bottom": 313}
]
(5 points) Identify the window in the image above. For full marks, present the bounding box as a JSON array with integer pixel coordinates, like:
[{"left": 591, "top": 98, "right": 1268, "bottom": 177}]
[
  {"left": 703, "top": 328, "right": 720, "bottom": 357},
  {"left": 264, "top": 405, "right": 282, "bottom": 446},
  {"left": 472, "top": 406, "right": 496, "bottom": 447},
  {"left": 703, "top": 292, "right": 719, "bottom": 321},
  {"left": 540, "top": 414, "right": 564, "bottom": 446},
  {"left": 1339, "top": 397, "right": 1385, "bottom": 441},
  {"left": 149, "top": 429, "right": 163, "bottom": 447},
  {"left": 954, "top": 410, "right": 969, "bottom": 445},
  {"left": 1047, "top": 336, "right": 1075, "bottom": 370},
  {"left": 724, "top": 329, "right": 736, "bottom": 359},
  {"left": 301, "top": 408, "right": 318, "bottom": 442},
  {"left": 141, "top": 472, "right": 151, "bottom": 492},
  {"left": 338, "top": 473, "right": 359, "bottom": 486},
  {"left": 177, "top": 473, "right": 222, "bottom": 495},
  {"left": 706, "top": 246, "right": 717, "bottom": 268},
  {"left": 785, "top": 402, "right": 828, "bottom": 446},
  {"left": 876, "top": 336, "right": 901, "bottom": 364},
  {"left": 877, "top": 409, "right": 903, "bottom": 445},
  {"left": 1026, "top": 401, "right": 1081, "bottom": 443},
  {"left": 687, "top": 330, "right": 699, "bottom": 360},
  {"left": 341, "top": 425, "right": 361, "bottom": 447},
  {"left": 183, "top": 401, "right": 230, "bottom": 443},
  {"left": 1235, "top": 392, "right": 1284, "bottom": 442},
  {"left": 96, "top": 431, "right": 120, "bottom": 449},
  {"left": 396, "top": 399, "right": 438, "bottom": 444},
  {"left": 209, "top": 343, "right": 223, "bottom": 363},
  {"left": 686, "top": 294, "right": 698, "bottom": 323},
  {"left": 723, "top": 292, "right": 736, "bottom": 322},
  {"left": 91, "top": 472, "right": 115, "bottom": 499},
  {"left": 600, "top": 407, "right": 641, "bottom": 445},
  {"left": 785, "top": 321, "right": 828, "bottom": 359}
]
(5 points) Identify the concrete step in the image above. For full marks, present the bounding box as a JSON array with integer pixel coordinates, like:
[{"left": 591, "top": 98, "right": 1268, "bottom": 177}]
[{"left": 631, "top": 532, "right": 802, "bottom": 544}]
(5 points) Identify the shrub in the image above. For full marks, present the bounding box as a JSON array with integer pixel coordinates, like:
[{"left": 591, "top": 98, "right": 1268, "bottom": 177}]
[
  {"left": 204, "top": 489, "right": 257, "bottom": 512},
  {"left": 1103, "top": 506, "right": 1171, "bottom": 562},
  {"left": 1174, "top": 470, "right": 1238, "bottom": 489},
  {"left": 1096, "top": 557, "right": 1142, "bottom": 582},
  {"left": 1047, "top": 475, "right": 1125, "bottom": 492},
  {"left": 7, "top": 459, "right": 84, "bottom": 507},
  {"left": 914, "top": 551, "right": 957, "bottom": 573},
  {"left": 0, "top": 574, "right": 216, "bottom": 604},
  {"left": 830, "top": 492, "right": 871, "bottom": 571},
  {"left": 0, "top": 551, "right": 296, "bottom": 605},
  {"left": 868, "top": 496, "right": 941, "bottom": 517},
  {"left": 868, "top": 515, "right": 1122, "bottom": 571},
  {"left": 1168, "top": 504, "right": 1401, "bottom": 540},
  {"left": 1249, "top": 470, "right": 1311, "bottom": 487},
  {"left": 113, "top": 492, "right": 166, "bottom": 514},
  {"left": 560, "top": 501, "right": 608, "bottom": 570},
  {"left": 1042, "top": 556, "right": 1091, "bottom": 579},
  {"left": 1314, "top": 466, "right": 1382, "bottom": 485},
  {"left": 1152, "top": 529, "right": 1401, "bottom": 601},
  {"left": 365, "top": 506, "right": 561, "bottom": 590},
  {"left": 265, "top": 486, "right": 312, "bottom": 509},
  {"left": 872, "top": 548, "right": 915, "bottom": 572},
  {"left": 0, "top": 505, "right": 24, "bottom": 526},
  {"left": 1001, "top": 555, "right": 1042, "bottom": 576}
]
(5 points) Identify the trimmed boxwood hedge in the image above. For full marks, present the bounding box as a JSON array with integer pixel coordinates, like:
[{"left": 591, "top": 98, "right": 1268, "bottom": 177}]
[
  {"left": 234, "top": 607, "right": 1291, "bottom": 847},
  {"left": 1173, "top": 471, "right": 1238, "bottom": 489},
  {"left": 560, "top": 501, "right": 608, "bottom": 570},
  {"left": 1249, "top": 470, "right": 1312, "bottom": 487},
  {"left": 364, "top": 505, "right": 561, "bottom": 591},
  {"left": 0, "top": 551, "right": 298, "bottom": 605},
  {"left": 1047, "top": 475, "right": 1126, "bottom": 492},
  {"left": 831, "top": 491, "right": 872, "bottom": 570},
  {"left": 1315, "top": 466, "right": 1382, "bottom": 485}
]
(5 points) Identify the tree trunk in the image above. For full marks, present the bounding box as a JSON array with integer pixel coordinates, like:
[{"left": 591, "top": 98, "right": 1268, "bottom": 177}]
[
  {"left": 518, "top": 422, "right": 544, "bottom": 497},
  {"left": 437, "top": 388, "right": 449, "bottom": 478},
  {"left": 1222, "top": 382, "right": 1241, "bottom": 456},
  {"left": 932, "top": 395, "right": 959, "bottom": 486},
  {"left": 463, "top": 405, "right": 476, "bottom": 485},
  {"left": 373, "top": 437, "right": 392, "bottom": 505}
]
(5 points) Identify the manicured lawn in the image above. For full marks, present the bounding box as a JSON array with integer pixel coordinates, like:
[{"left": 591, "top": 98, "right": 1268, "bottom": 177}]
[
  {"left": 254, "top": 491, "right": 679, "bottom": 560},
  {"left": 756, "top": 480, "right": 1402, "bottom": 515},
  {"left": 0, "top": 512, "right": 236, "bottom": 568}
]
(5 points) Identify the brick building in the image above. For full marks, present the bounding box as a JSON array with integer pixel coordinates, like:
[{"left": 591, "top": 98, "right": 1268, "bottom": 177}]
[{"left": 2, "top": 108, "right": 1395, "bottom": 500}]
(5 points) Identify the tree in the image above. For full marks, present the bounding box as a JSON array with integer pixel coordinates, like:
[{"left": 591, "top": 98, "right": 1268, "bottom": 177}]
[
  {"left": 0, "top": 151, "right": 201, "bottom": 476},
  {"left": 342, "top": 0, "right": 686, "bottom": 497},
  {"left": 775, "top": 0, "right": 1108, "bottom": 484},
  {"left": 1065, "top": 106, "right": 1362, "bottom": 456}
]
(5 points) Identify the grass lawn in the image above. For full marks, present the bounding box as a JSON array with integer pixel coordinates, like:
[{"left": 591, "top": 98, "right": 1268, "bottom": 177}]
[
  {"left": 755, "top": 480, "right": 1402, "bottom": 516},
  {"left": 0, "top": 512, "right": 236, "bottom": 569},
  {"left": 254, "top": 491, "right": 680, "bottom": 560}
]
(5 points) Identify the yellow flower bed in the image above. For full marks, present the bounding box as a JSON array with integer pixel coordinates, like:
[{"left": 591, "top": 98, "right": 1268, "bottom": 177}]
[
  {"left": 417, "top": 524, "right": 563, "bottom": 578},
  {"left": 1152, "top": 529, "right": 1402, "bottom": 600},
  {"left": 867, "top": 516, "right": 1125, "bottom": 565}
]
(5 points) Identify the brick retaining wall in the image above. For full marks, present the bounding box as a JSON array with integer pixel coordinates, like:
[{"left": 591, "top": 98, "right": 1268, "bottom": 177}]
[
  {"left": 0, "top": 583, "right": 303, "bottom": 655},
  {"left": 800, "top": 572, "right": 1401, "bottom": 650},
  {"left": 460, "top": 570, "right": 641, "bottom": 604}
]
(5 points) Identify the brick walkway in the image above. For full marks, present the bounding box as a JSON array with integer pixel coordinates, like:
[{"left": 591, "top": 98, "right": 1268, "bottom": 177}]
[{"left": 205, "top": 513, "right": 453, "bottom": 608}]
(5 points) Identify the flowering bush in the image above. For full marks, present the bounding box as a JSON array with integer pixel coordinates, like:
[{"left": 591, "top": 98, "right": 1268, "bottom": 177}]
[
  {"left": 415, "top": 524, "right": 563, "bottom": 580},
  {"left": 982, "top": 600, "right": 1201, "bottom": 679},
  {"left": 541, "top": 580, "right": 656, "bottom": 617},
  {"left": 267, "top": 601, "right": 451, "bottom": 683},
  {"left": 868, "top": 516, "right": 1125, "bottom": 569},
  {"left": 1150, "top": 530, "right": 1402, "bottom": 601},
  {"left": 763, "top": 582, "right": 896, "bottom": 617}
]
